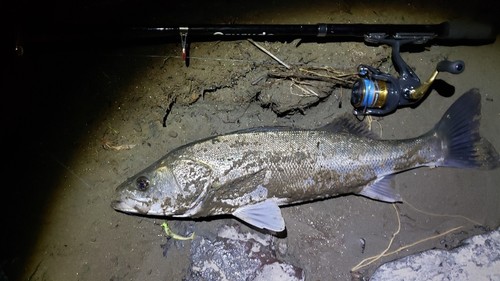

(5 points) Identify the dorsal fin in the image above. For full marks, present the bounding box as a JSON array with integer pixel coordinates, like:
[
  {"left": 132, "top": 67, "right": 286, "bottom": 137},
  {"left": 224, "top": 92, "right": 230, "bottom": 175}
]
[{"left": 319, "top": 113, "right": 379, "bottom": 139}]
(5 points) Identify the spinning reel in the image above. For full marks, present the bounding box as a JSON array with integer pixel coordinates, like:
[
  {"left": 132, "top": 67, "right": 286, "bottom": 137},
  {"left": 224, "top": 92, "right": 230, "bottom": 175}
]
[{"left": 351, "top": 39, "right": 465, "bottom": 116}]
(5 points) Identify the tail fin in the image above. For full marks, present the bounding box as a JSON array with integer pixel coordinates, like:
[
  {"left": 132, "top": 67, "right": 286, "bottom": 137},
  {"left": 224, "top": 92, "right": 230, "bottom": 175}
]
[{"left": 435, "top": 88, "right": 499, "bottom": 169}]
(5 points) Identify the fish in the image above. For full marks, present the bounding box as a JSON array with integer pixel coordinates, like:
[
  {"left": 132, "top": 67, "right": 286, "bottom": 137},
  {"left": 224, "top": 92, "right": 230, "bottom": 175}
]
[{"left": 111, "top": 89, "right": 499, "bottom": 232}]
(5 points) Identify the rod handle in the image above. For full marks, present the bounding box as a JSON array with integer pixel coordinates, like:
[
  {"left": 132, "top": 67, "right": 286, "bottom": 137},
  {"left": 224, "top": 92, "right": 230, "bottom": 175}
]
[{"left": 440, "top": 20, "right": 496, "bottom": 42}]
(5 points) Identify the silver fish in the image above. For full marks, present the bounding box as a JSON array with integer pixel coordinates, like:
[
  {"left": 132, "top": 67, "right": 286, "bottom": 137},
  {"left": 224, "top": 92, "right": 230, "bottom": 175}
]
[{"left": 112, "top": 89, "right": 499, "bottom": 232}]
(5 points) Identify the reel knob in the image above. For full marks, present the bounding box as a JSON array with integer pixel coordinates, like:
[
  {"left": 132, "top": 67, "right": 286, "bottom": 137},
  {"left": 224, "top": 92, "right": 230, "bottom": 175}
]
[{"left": 436, "top": 60, "right": 465, "bottom": 74}]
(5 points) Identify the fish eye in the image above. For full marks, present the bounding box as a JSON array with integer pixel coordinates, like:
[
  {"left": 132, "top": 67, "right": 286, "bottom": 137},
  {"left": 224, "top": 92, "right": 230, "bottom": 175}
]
[{"left": 136, "top": 176, "right": 150, "bottom": 191}]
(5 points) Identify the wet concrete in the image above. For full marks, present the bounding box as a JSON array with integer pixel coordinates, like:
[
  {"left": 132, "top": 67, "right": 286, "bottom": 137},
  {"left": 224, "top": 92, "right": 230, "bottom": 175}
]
[{"left": 371, "top": 227, "right": 500, "bottom": 281}]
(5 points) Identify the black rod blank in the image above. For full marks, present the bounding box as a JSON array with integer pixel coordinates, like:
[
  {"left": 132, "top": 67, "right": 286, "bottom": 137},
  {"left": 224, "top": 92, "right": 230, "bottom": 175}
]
[
  {"left": 13, "top": 20, "right": 496, "bottom": 50},
  {"left": 131, "top": 21, "right": 495, "bottom": 42}
]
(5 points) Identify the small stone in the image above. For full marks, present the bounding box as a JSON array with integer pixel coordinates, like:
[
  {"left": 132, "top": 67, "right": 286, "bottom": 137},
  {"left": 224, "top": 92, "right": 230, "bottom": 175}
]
[{"left": 278, "top": 240, "right": 288, "bottom": 255}]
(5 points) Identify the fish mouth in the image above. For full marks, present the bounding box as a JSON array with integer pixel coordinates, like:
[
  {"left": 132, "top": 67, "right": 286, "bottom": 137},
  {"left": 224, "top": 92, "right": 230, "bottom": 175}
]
[
  {"left": 111, "top": 199, "right": 150, "bottom": 214},
  {"left": 111, "top": 200, "right": 126, "bottom": 210},
  {"left": 111, "top": 199, "right": 134, "bottom": 213}
]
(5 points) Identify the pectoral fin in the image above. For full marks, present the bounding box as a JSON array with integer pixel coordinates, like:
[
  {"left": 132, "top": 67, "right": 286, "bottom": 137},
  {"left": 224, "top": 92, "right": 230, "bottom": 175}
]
[
  {"left": 233, "top": 199, "right": 285, "bottom": 232},
  {"left": 359, "top": 175, "right": 402, "bottom": 203}
]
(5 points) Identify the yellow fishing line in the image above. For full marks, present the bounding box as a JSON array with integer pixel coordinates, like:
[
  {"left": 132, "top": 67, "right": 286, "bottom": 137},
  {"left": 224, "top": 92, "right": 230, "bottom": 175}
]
[
  {"left": 351, "top": 204, "right": 401, "bottom": 272},
  {"left": 350, "top": 202, "right": 469, "bottom": 273},
  {"left": 403, "top": 200, "right": 482, "bottom": 226}
]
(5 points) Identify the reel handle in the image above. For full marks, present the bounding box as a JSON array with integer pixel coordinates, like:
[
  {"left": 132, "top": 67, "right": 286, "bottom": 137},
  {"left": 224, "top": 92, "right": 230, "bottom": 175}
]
[{"left": 437, "top": 60, "right": 465, "bottom": 74}]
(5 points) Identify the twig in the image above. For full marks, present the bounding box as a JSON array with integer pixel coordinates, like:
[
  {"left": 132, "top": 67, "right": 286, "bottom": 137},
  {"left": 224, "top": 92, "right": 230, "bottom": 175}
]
[
  {"left": 102, "top": 143, "right": 137, "bottom": 151},
  {"left": 289, "top": 80, "right": 319, "bottom": 97},
  {"left": 267, "top": 67, "right": 356, "bottom": 87},
  {"left": 299, "top": 67, "right": 354, "bottom": 83},
  {"left": 248, "top": 39, "right": 290, "bottom": 69}
]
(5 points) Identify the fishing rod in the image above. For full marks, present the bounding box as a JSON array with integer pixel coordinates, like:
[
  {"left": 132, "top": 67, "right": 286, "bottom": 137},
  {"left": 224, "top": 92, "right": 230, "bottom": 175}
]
[
  {"left": 13, "top": 20, "right": 496, "bottom": 116},
  {"left": 128, "top": 20, "right": 495, "bottom": 62},
  {"left": 126, "top": 21, "right": 495, "bottom": 116},
  {"left": 134, "top": 21, "right": 491, "bottom": 116},
  {"left": 14, "top": 20, "right": 495, "bottom": 57}
]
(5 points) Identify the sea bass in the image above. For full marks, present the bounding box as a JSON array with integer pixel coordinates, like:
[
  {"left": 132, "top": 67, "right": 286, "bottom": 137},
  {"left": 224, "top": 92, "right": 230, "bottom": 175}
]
[{"left": 112, "top": 89, "right": 499, "bottom": 232}]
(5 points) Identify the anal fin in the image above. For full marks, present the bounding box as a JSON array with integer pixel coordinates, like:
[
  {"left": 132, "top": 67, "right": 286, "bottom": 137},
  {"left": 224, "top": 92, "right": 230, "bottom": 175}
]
[
  {"left": 359, "top": 175, "right": 402, "bottom": 203},
  {"left": 233, "top": 199, "right": 285, "bottom": 232}
]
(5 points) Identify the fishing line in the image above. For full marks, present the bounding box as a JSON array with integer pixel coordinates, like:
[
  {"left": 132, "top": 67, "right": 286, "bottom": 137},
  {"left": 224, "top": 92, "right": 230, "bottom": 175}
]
[
  {"left": 402, "top": 199, "right": 482, "bottom": 226},
  {"left": 43, "top": 149, "right": 92, "bottom": 188},
  {"left": 351, "top": 197, "right": 479, "bottom": 273},
  {"left": 351, "top": 203, "right": 400, "bottom": 272},
  {"left": 99, "top": 53, "right": 277, "bottom": 66}
]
